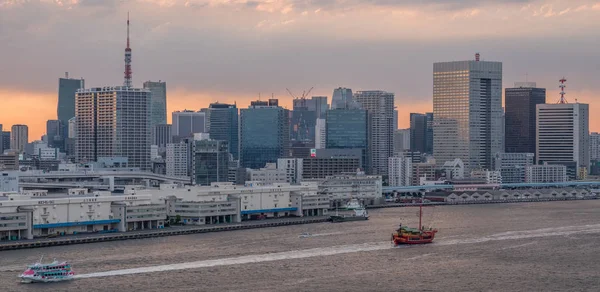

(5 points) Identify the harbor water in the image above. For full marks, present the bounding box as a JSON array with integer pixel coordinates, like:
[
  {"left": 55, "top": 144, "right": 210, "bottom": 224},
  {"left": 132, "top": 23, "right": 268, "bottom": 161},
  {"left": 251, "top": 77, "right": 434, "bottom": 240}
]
[{"left": 1, "top": 200, "right": 600, "bottom": 291}]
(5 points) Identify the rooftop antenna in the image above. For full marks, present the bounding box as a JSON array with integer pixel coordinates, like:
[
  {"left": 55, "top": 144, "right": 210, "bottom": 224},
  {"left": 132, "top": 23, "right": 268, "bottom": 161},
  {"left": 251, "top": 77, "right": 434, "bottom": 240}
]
[
  {"left": 475, "top": 52, "right": 480, "bottom": 62},
  {"left": 65, "top": 72, "right": 69, "bottom": 79},
  {"left": 557, "top": 77, "right": 568, "bottom": 104}
]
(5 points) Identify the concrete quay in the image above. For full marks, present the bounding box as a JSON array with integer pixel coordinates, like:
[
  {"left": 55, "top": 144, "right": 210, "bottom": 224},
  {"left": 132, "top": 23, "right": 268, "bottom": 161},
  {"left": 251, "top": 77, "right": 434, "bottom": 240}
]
[{"left": 0, "top": 217, "right": 329, "bottom": 251}]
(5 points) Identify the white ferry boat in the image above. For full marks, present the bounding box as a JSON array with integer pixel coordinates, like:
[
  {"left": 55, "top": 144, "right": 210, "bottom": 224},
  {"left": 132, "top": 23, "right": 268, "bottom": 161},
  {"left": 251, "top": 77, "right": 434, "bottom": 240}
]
[
  {"left": 20, "top": 257, "right": 75, "bottom": 283},
  {"left": 343, "top": 198, "right": 362, "bottom": 210}
]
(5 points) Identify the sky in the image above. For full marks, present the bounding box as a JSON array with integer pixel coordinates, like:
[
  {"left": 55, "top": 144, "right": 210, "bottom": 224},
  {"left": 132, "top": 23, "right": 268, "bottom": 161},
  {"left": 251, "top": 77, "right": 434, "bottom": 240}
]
[{"left": 1, "top": 0, "right": 599, "bottom": 141}]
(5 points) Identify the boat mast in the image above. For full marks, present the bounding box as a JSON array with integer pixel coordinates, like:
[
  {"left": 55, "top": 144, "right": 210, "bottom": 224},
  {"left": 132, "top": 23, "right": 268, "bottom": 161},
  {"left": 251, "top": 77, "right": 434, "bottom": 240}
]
[{"left": 419, "top": 192, "right": 423, "bottom": 230}]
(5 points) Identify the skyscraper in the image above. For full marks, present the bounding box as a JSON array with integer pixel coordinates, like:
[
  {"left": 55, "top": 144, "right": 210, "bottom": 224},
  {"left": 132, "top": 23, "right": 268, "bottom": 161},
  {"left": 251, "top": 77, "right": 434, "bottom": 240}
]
[
  {"left": 0, "top": 124, "right": 3, "bottom": 154},
  {"left": 326, "top": 109, "right": 368, "bottom": 171},
  {"left": 537, "top": 103, "right": 589, "bottom": 180},
  {"left": 172, "top": 110, "right": 206, "bottom": 140},
  {"left": 505, "top": 82, "right": 546, "bottom": 155},
  {"left": 433, "top": 54, "right": 503, "bottom": 173},
  {"left": 207, "top": 103, "right": 239, "bottom": 160},
  {"left": 354, "top": 90, "right": 395, "bottom": 176},
  {"left": 310, "top": 96, "right": 329, "bottom": 119},
  {"left": 393, "top": 129, "right": 411, "bottom": 154},
  {"left": 331, "top": 87, "right": 353, "bottom": 110},
  {"left": 10, "top": 125, "right": 28, "bottom": 153},
  {"left": 153, "top": 124, "right": 172, "bottom": 149},
  {"left": 46, "top": 120, "right": 64, "bottom": 152},
  {"left": 57, "top": 73, "right": 84, "bottom": 148},
  {"left": 393, "top": 109, "right": 398, "bottom": 130},
  {"left": 192, "top": 137, "right": 229, "bottom": 185},
  {"left": 291, "top": 99, "right": 317, "bottom": 143},
  {"left": 75, "top": 86, "right": 152, "bottom": 170},
  {"left": 240, "top": 100, "right": 290, "bottom": 169},
  {"left": 410, "top": 113, "right": 433, "bottom": 153},
  {"left": 143, "top": 81, "right": 167, "bottom": 126},
  {"left": 166, "top": 142, "right": 190, "bottom": 178},
  {"left": 2, "top": 132, "right": 10, "bottom": 153}
]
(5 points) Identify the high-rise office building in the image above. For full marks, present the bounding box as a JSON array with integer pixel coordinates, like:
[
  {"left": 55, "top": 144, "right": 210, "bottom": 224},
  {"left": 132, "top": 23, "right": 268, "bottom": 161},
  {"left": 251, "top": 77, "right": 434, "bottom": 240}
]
[
  {"left": 433, "top": 54, "right": 503, "bottom": 173},
  {"left": 2, "top": 131, "right": 11, "bottom": 153},
  {"left": 192, "top": 137, "right": 230, "bottom": 186},
  {"left": 207, "top": 103, "right": 239, "bottom": 160},
  {"left": 143, "top": 81, "right": 167, "bottom": 127},
  {"left": 331, "top": 87, "right": 354, "bottom": 110},
  {"left": 153, "top": 124, "right": 172, "bottom": 149},
  {"left": 66, "top": 117, "right": 76, "bottom": 157},
  {"left": 326, "top": 109, "right": 368, "bottom": 171},
  {"left": 505, "top": 82, "right": 546, "bottom": 155},
  {"left": 0, "top": 124, "right": 3, "bottom": 154},
  {"left": 240, "top": 100, "right": 290, "bottom": 169},
  {"left": 354, "top": 90, "right": 395, "bottom": 176},
  {"left": 310, "top": 96, "right": 329, "bottom": 119},
  {"left": 394, "top": 129, "right": 411, "bottom": 154},
  {"left": 537, "top": 102, "right": 589, "bottom": 180},
  {"left": 410, "top": 113, "right": 434, "bottom": 154},
  {"left": 10, "top": 125, "right": 28, "bottom": 153},
  {"left": 46, "top": 120, "right": 64, "bottom": 152},
  {"left": 291, "top": 99, "right": 317, "bottom": 143},
  {"left": 75, "top": 86, "right": 152, "bottom": 170},
  {"left": 172, "top": 110, "right": 206, "bottom": 140},
  {"left": 57, "top": 74, "right": 84, "bottom": 129}
]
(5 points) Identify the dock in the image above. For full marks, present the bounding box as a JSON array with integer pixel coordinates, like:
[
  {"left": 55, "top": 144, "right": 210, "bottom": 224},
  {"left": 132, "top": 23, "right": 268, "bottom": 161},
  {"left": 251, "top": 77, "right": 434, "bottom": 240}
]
[{"left": 0, "top": 217, "right": 329, "bottom": 251}]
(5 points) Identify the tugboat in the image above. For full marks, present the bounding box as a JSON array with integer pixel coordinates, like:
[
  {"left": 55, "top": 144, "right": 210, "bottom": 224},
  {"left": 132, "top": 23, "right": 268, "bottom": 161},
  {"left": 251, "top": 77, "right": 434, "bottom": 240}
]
[
  {"left": 19, "top": 256, "right": 75, "bottom": 283},
  {"left": 330, "top": 206, "right": 369, "bottom": 223},
  {"left": 391, "top": 201, "right": 437, "bottom": 245}
]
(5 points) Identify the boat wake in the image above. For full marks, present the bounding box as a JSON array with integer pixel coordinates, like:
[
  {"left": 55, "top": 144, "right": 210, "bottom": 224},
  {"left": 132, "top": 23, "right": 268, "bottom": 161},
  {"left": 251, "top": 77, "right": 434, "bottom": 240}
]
[{"left": 75, "top": 223, "right": 600, "bottom": 279}]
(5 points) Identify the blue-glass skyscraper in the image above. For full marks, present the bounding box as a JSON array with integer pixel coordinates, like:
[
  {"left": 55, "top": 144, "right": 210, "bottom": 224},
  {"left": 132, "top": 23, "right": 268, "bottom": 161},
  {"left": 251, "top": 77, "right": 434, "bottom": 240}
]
[
  {"left": 208, "top": 102, "right": 239, "bottom": 160},
  {"left": 240, "top": 100, "right": 289, "bottom": 169},
  {"left": 325, "top": 109, "right": 368, "bottom": 170},
  {"left": 58, "top": 74, "right": 84, "bottom": 150}
]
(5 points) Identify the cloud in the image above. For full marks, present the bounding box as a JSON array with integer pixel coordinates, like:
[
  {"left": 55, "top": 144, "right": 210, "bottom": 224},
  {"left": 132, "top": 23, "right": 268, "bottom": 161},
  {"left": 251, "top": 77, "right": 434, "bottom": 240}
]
[{"left": 1, "top": 0, "right": 600, "bottom": 138}]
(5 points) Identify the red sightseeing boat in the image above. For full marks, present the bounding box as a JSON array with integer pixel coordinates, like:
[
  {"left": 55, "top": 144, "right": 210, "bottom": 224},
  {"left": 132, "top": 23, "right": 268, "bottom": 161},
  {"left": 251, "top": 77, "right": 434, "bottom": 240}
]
[{"left": 391, "top": 203, "right": 437, "bottom": 245}]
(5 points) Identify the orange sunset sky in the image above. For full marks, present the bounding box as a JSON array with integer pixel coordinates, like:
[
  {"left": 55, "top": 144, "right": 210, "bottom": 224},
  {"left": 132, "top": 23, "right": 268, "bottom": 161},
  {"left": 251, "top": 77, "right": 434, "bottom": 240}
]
[{"left": 1, "top": 0, "right": 599, "bottom": 140}]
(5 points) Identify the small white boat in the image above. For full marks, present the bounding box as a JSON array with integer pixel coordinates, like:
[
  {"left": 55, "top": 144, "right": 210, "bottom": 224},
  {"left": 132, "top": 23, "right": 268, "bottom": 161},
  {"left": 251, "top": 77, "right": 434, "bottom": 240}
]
[
  {"left": 20, "top": 256, "right": 75, "bottom": 283},
  {"left": 344, "top": 199, "right": 362, "bottom": 210},
  {"left": 298, "top": 232, "right": 313, "bottom": 238}
]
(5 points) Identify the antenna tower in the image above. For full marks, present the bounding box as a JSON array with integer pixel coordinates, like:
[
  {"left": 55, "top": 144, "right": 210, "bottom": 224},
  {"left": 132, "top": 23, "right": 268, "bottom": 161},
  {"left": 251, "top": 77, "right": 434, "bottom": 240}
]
[
  {"left": 124, "top": 12, "right": 133, "bottom": 87},
  {"left": 557, "top": 78, "right": 568, "bottom": 104}
]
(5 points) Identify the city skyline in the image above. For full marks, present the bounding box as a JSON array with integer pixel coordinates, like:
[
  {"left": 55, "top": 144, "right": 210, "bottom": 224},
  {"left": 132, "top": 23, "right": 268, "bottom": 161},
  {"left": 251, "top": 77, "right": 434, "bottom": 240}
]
[{"left": 1, "top": 0, "right": 600, "bottom": 140}]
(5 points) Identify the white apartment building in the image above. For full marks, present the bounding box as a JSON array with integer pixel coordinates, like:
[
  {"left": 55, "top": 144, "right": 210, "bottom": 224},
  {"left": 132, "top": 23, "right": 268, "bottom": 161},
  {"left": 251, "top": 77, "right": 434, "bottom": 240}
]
[
  {"left": 526, "top": 164, "right": 567, "bottom": 183},
  {"left": 494, "top": 152, "right": 534, "bottom": 184},
  {"left": 166, "top": 143, "right": 189, "bottom": 178},
  {"left": 388, "top": 157, "right": 412, "bottom": 187},
  {"left": 315, "top": 118, "right": 326, "bottom": 149},
  {"left": 277, "top": 158, "right": 303, "bottom": 184}
]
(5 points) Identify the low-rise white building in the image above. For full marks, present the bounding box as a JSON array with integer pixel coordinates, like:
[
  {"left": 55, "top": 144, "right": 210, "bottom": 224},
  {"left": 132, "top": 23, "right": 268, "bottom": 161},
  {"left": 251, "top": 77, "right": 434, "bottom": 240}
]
[
  {"left": 526, "top": 164, "right": 567, "bottom": 183},
  {"left": 442, "top": 158, "right": 465, "bottom": 180},
  {"left": 470, "top": 170, "right": 502, "bottom": 184},
  {"left": 0, "top": 191, "right": 163, "bottom": 240},
  {"left": 246, "top": 163, "right": 287, "bottom": 184},
  {"left": 0, "top": 170, "right": 19, "bottom": 192},
  {"left": 315, "top": 172, "right": 383, "bottom": 207}
]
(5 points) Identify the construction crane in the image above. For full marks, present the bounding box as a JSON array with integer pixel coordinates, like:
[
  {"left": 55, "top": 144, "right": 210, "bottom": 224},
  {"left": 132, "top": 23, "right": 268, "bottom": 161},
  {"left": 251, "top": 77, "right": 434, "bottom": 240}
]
[{"left": 286, "top": 87, "right": 314, "bottom": 100}]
